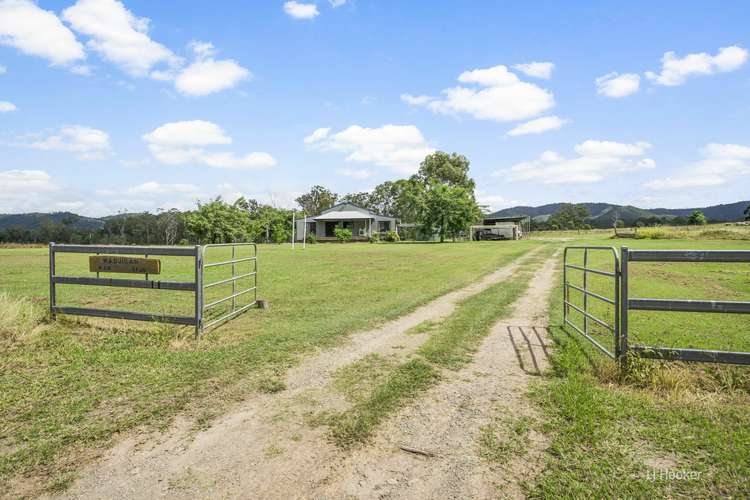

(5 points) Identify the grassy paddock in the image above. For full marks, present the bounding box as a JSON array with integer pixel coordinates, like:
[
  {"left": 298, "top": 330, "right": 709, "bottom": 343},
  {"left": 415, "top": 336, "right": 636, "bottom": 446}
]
[
  {"left": 526, "top": 236, "right": 750, "bottom": 498},
  {"left": 529, "top": 222, "right": 750, "bottom": 241},
  {"left": 0, "top": 241, "right": 543, "bottom": 491}
]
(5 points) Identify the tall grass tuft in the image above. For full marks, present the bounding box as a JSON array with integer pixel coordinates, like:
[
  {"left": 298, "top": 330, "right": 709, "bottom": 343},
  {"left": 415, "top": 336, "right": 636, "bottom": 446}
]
[{"left": 0, "top": 292, "right": 42, "bottom": 341}]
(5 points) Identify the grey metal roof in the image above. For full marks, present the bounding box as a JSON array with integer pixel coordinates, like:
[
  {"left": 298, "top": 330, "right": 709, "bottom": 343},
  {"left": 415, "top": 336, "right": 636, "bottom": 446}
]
[
  {"left": 482, "top": 214, "right": 529, "bottom": 222},
  {"left": 316, "top": 202, "right": 397, "bottom": 221}
]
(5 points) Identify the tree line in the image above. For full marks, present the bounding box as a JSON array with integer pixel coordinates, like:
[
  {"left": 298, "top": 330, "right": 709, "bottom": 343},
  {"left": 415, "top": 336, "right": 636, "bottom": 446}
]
[
  {"left": 530, "top": 204, "right": 719, "bottom": 231},
  {"left": 1, "top": 151, "right": 482, "bottom": 245}
]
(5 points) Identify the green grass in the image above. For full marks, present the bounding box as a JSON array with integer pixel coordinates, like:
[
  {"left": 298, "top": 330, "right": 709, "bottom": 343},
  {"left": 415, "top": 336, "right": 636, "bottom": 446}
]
[
  {"left": 330, "top": 359, "right": 440, "bottom": 448},
  {"left": 478, "top": 414, "right": 534, "bottom": 464},
  {"left": 525, "top": 237, "right": 750, "bottom": 498},
  {"left": 0, "top": 241, "right": 543, "bottom": 491},
  {"left": 327, "top": 247, "right": 557, "bottom": 447}
]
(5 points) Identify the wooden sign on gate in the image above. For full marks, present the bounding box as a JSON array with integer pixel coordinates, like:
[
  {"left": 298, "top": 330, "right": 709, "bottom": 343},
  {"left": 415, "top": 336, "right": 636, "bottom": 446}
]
[{"left": 89, "top": 255, "right": 161, "bottom": 274}]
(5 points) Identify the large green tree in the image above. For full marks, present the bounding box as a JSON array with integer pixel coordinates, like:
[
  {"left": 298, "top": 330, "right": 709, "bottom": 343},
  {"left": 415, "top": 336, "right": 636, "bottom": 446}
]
[
  {"left": 413, "top": 151, "right": 475, "bottom": 191},
  {"left": 295, "top": 185, "right": 337, "bottom": 215},
  {"left": 418, "top": 184, "right": 480, "bottom": 242},
  {"left": 548, "top": 204, "right": 590, "bottom": 231},
  {"left": 412, "top": 151, "right": 481, "bottom": 241},
  {"left": 688, "top": 209, "right": 708, "bottom": 225},
  {"left": 184, "top": 198, "right": 251, "bottom": 243}
]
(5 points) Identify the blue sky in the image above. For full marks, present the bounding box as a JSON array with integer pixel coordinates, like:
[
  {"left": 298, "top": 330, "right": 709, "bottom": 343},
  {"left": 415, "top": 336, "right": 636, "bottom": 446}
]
[{"left": 0, "top": 0, "right": 748, "bottom": 216}]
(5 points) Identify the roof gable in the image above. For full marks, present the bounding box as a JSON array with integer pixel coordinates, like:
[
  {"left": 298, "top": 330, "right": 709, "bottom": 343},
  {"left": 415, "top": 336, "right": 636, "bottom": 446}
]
[
  {"left": 320, "top": 202, "right": 372, "bottom": 216},
  {"left": 314, "top": 202, "right": 398, "bottom": 221}
]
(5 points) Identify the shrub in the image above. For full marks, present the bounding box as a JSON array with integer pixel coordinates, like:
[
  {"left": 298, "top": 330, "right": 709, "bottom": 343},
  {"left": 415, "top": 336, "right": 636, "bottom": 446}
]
[
  {"left": 384, "top": 230, "right": 400, "bottom": 242},
  {"left": 306, "top": 232, "right": 317, "bottom": 244},
  {"left": 334, "top": 227, "right": 352, "bottom": 243},
  {"left": 369, "top": 232, "right": 380, "bottom": 243}
]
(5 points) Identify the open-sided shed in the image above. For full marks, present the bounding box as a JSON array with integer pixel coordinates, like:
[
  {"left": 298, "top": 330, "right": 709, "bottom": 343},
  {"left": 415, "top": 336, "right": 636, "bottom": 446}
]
[{"left": 471, "top": 214, "right": 531, "bottom": 241}]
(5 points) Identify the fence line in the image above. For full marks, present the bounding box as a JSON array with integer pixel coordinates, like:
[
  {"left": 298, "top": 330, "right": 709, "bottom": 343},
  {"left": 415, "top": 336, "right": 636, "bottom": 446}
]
[{"left": 564, "top": 245, "right": 750, "bottom": 367}]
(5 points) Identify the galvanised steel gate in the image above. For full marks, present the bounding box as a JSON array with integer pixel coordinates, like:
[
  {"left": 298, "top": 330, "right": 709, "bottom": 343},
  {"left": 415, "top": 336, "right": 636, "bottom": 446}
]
[
  {"left": 563, "top": 246, "right": 621, "bottom": 360},
  {"left": 201, "top": 243, "right": 258, "bottom": 332},
  {"left": 564, "top": 246, "right": 750, "bottom": 366},
  {"left": 49, "top": 242, "right": 258, "bottom": 337}
]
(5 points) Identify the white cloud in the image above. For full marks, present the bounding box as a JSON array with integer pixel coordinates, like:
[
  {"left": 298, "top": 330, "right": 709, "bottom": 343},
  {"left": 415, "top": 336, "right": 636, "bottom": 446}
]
[
  {"left": 55, "top": 201, "right": 85, "bottom": 210},
  {"left": 496, "top": 140, "right": 655, "bottom": 184},
  {"left": 118, "top": 158, "right": 150, "bottom": 167},
  {"left": 513, "top": 61, "right": 554, "bottom": 79},
  {"left": 401, "top": 94, "right": 434, "bottom": 106},
  {"left": 574, "top": 140, "right": 651, "bottom": 157},
  {"left": 187, "top": 40, "right": 216, "bottom": 59},
  {"left": 309, "top": 124, "right": 435, "bottom": 174},
  {"left": 336, "top": 168, "right": 374, "bottom": 180},
  {"left": 303, "top": 127, "right": 330, "bottom": 144},
  {"left": 507, "top": 116, "right": 568, "bottom": 136},
  {"left": 127, "top": 181, "right": 199, "bottom": 195},
  {"left": 405, "top": 64, "right": 554, "bottom": 122},
  {"left": 645, "top": 45, "right": 748, "bottom": 86},
  {"left": 27, "top": 125, "right": 110, "bottom": 159},
  {"left": 595, "top": 72, "right": 640, "bottom": 97},
  {"left": 0, "top": 169, "right": 60, "bottom": 211},
  {"left": 174, "top": 58, "right": 250, "bottom": 96},
  {"left": 284, "top": 1, "right": 319, "bottom": 19},
  {"left": 643, "top": 175, "right": 725, "bottom": 190},
  {"left": 142, "top": 120, "right": 277, "bottom": 169},
  {"left": 329, "top": 0, "right": 347, "bottom": 6},
  {"left": 644, "top": 143, "right": 750, "bottom": 190},
  {"left": 475, "top": 191, "right": 519, "bottom": 212},
  {"left": 0, "top": 100, "right": 17, "bottom": 112},
  {"left": 0, "top": 0, "right": 85, "bottom": 67},
  {"left": 62, "top": 0, "right": 180, "bottom": 77},
  {"left": 0, "top": 64, "right": 6, "bottom": 74}
]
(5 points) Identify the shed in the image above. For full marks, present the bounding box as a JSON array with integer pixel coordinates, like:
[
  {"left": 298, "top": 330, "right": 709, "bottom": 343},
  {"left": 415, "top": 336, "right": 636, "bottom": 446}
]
[{"left": 471, "top": 214, "right": 530, "bottom": 241}]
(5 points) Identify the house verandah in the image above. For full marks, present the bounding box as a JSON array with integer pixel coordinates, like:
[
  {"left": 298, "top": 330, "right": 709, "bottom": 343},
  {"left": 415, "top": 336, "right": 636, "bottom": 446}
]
[{"left": 294, "top": 203, "right": 398, "bottom": 242}]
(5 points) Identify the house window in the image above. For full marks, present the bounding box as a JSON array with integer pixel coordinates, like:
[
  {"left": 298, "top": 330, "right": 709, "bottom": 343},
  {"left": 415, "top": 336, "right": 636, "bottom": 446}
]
[{"left": 379, "top": 221, "right": 389, "bottom": 232}]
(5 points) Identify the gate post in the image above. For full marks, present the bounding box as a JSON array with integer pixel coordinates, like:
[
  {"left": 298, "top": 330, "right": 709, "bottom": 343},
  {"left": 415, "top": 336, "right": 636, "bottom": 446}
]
[
  {"left": 49, "top": 242, "right": 56, "bottom": 320},
  {"left": 195, "top": 245, "right": 203, "bottom": 338},
  {"left": 619, "top": 246, "right": 629, "bottom": 369}
]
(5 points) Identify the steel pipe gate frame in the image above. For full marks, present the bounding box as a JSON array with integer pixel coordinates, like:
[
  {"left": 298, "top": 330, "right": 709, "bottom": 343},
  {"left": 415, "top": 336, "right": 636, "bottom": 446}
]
[
  {"left": 564, "top": 245, "right": 750, "bottom": 367},
  {"left": 49, "top": 242, "right": 259, "bottom": 337}
]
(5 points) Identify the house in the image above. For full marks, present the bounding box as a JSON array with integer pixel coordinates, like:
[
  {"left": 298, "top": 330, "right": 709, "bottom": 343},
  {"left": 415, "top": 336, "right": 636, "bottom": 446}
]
[
  {"left": 295, "top": 203, "right": 398, "bottom": 242},
  {"left": 470, "top": 214, "right": 530, "bottom": 241}
]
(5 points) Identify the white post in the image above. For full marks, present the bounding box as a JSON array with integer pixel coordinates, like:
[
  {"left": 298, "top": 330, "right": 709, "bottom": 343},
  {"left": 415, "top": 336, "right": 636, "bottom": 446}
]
[
  {"left": 292, "top": 210, "right": 295, "bottom": 249},
  {"left": 303, "top": 214, "right": 307, "bottom": 249}
]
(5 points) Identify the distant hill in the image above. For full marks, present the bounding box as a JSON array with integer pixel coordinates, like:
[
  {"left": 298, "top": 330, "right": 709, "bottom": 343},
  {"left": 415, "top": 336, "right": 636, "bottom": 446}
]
[
  {"left": 0, "top": 212, "right": 104, "bottom": 231},
  {"left": 489, "top": 200, "right": 749, "bottom": 228}
]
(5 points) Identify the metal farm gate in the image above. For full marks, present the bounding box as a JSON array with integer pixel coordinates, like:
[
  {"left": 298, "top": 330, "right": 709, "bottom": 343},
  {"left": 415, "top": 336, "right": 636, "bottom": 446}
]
[
  {"left": 564, "top": 246, "right": 750, "bottom": 366},
  {"left": 49, "top": 242, "right": 258, "bottom": 337}
]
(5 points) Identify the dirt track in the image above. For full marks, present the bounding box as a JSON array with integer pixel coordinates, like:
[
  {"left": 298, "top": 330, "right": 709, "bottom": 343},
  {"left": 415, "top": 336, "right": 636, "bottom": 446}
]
[{"left": 53, "top": 249, "right": 557, "bottom": 500}]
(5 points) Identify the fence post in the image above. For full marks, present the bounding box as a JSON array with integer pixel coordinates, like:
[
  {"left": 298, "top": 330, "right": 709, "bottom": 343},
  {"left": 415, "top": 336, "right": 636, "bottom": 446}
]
[
  {"left": 195, "top": 245, "right": 203, "bottom": 338},
  {"left": 562, "top": 247, "right": 568, "bottom": 325},
  {"left": 49, "top": 242, "right": 56, "bottom": 320},
  {"left": 583, "top": 248, "right": 589, "bottom": 336},
  {"left": 613, "top": 248, "right": 621, "bottom": 362},
  {"left": 619, "top": 246, "right": 629, "bottom": 369}
]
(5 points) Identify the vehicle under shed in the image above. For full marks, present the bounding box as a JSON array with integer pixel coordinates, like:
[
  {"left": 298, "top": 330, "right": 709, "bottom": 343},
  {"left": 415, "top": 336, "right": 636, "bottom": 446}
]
[{"left": 471, "top": 215, "right": 531, "bottom": 241}]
